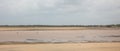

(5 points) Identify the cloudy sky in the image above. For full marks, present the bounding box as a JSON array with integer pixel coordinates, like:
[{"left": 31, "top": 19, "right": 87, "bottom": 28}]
[{"left": 0, "top": 0, "right": 120, "bottom": 25}]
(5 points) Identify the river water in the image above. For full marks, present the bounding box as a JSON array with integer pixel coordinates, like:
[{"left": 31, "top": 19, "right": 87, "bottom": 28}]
[{"left": 0, "top": 30, "right": 120, "bottom": 43}]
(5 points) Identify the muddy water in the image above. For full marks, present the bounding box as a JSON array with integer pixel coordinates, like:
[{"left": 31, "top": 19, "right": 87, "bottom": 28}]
[{"left": 0, "top": 30, "right": 120, "bottom": 42}]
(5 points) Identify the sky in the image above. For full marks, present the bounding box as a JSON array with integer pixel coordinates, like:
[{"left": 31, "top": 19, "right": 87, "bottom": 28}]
[{"left": 0, "top": 0, "right": 120, "bottom": 25}]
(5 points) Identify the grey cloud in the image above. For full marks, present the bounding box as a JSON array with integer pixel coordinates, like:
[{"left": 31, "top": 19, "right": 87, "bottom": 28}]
[{"left": 0, "top": 0, "right": 120, "bottom": 25}]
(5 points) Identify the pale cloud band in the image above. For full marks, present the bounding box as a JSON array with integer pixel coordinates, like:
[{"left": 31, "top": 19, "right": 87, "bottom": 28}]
[{"left": 0, "top": 0, "right": 120, "bottom": 25}]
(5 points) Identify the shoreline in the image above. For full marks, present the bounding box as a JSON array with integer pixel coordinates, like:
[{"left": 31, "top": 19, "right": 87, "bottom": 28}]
[{"left": 0, "top": 41, "right": 120, "bottom": 45}]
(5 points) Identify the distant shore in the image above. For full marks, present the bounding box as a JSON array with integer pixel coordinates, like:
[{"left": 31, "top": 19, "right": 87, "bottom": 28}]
[{"left": 0, "top": 26, "right": 120, "bottom": 31}]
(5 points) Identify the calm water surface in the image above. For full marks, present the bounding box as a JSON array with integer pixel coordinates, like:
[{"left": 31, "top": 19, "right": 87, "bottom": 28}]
[{"left": 0, "top": 30, "right": 120, "bottom": 42}]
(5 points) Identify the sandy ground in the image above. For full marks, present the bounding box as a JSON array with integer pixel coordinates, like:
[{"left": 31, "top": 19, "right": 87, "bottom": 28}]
[{"left": 0, "top": 43, "right": 120, "bottom": 51}]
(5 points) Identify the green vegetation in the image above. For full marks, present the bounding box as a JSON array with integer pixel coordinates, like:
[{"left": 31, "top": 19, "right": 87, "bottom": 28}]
[{"left": 0, "top": 24, "right": 120, "bottom": 27}]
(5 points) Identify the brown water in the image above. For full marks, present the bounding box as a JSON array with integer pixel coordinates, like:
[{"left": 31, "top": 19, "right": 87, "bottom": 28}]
[{"left": 0, "top": 30, "right": 120, "bottom": 43}]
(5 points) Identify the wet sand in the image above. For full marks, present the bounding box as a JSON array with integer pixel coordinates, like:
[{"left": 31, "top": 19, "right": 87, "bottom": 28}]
[{"left": 0, "top": 43, "right": 120, "bottom": 51}]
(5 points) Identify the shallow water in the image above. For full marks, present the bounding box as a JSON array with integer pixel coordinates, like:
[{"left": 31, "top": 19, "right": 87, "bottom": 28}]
[{"left": 0, "top": 30, "right": 120, "bottom": 43}]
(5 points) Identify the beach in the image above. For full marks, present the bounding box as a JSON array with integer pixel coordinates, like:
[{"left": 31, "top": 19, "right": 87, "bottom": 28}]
[{"left": 0, "top": 43, "right": 120, "bottom": 51}]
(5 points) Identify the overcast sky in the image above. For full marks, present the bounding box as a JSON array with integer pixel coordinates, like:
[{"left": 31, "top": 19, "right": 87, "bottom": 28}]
[{"left": 0, "top": 0, "right": 120, "bottom": 25}]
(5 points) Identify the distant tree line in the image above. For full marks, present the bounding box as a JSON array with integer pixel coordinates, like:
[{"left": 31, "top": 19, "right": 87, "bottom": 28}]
[{"left": 0, "top": 24, "right": 120, "bottom": 27}]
